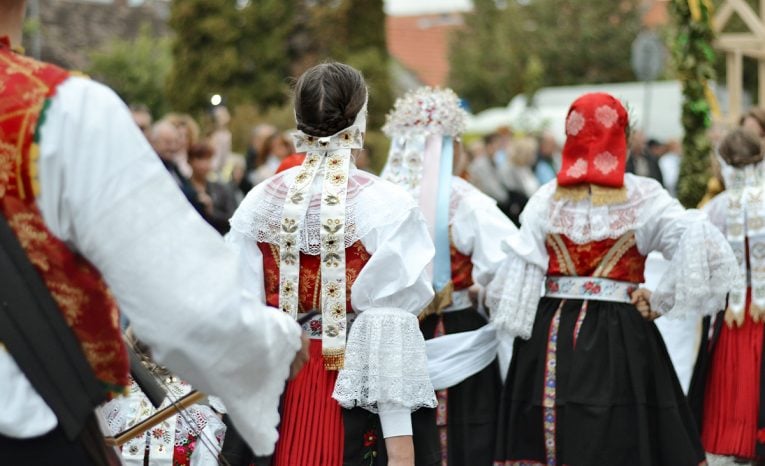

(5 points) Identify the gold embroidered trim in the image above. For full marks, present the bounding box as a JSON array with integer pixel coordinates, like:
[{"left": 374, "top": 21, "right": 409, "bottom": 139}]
[
  {"left": 591, "top": 185, "right": 628, "bottom": 206},
  {"left": 594, "top": 232, "right": 636, "bottom": 278},
  {"left": 553, "top": 184, "right": 628, "bottom": 206},
  {"left": 547, "top": 234, "right": 578, "bottom": 277},
  {"left": 553, "top": 185, "right": 589, "bottom": 203},
  {"left": 322, "top": 347, "right": 345, "bottom": 371},
  {"left": 418, "top": 281, "right": 454, "bottom": 321}
]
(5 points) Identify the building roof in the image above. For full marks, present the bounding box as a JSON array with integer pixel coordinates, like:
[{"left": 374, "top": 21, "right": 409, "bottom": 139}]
[{"left": 385, "top": 13, "right": 463, "bottom": 87}]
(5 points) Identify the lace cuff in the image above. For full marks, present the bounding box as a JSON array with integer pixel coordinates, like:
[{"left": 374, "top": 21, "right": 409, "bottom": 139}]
[
  {"left": 332, "top": 308, "right": 437, "bottom": 413},
  {"left": 651, "top": 220, "right": 737, "bottom": 318},
  {"left": 486, "top": 254, "right": 545, "bottom": 339}
]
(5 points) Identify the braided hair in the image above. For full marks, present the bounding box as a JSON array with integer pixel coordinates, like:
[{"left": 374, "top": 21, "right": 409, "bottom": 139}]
[{"left": 294, "top": 63, "right": 367, "bottom": 137}]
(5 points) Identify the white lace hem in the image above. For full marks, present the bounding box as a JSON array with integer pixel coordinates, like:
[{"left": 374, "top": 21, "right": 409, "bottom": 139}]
[
  {"left": 651, "top": 220, "right": 738, "bottom": 318},
  {"left": 486, "top": 253, "right": 545, "bottom": 340},
  {"left": 332, "top": 308, "right": 437, "bottom": 412}
]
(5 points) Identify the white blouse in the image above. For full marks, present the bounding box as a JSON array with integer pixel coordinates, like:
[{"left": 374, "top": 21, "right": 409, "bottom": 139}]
[
  {"left": 449, "top": 176, "right": 518, "bottom": 288},
  {"left": 0, "top": 77, "right": 301, "bottom": 456},
  {"left": 227, "top": 167, "right": 438, "bottom": 437},
  {"left": 486, "top": 174, "right": 737, "bottom": 339}
]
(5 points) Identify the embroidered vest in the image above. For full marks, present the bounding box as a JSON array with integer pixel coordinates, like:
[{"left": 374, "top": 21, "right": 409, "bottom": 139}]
[
  {"left": 545, "top": 232, "right": 646, "bottom": 283},
  {"left": 259, "top": 241, "right": 371, "bottom": 312},
  {"left": 450, "top": 243, "right": 474, "bottom": 291},
  {"left": 0, "top": 42, "right": 129, "bottom": 395}
]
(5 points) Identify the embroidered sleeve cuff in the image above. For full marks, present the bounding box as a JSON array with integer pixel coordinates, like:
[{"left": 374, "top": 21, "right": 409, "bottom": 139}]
[{"left": 378, "top": 405, "right": 413, "bottom": 438}]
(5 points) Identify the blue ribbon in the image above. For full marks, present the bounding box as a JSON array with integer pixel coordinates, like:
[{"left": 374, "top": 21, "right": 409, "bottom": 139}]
[{"left": 433, "top": 136, "right": 453, "bottom": 292}]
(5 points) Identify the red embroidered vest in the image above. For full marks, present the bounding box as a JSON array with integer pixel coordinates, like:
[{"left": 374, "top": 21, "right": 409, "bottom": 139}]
[
  {"left": 259, "top": 241, "right": 372, "bottom": 312},
  {"left": 451, "top": 243, "right": 474, "bottom": 291},
  {"left": 0, "top": 41, "right": 129, "bottom": 395},
  {"left": 546, "top": 232, "right": 646, "bottom": 282}
]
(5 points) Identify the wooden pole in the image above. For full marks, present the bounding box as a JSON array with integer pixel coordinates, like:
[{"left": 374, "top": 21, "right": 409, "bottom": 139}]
[
  {"left": 104, "top": 391, "right": 207, "bottom": 447},
  {"left": 728, "top": 50, "right": 744, "bottom": 123}
]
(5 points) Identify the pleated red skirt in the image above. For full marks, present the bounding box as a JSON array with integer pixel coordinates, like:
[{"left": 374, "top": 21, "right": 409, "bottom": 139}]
[
  {"left": 702, "top": 298, "right": 764, "bottom": 459},
  {"left": 273, "top": 340, "right": 344, "bottom": 466}
]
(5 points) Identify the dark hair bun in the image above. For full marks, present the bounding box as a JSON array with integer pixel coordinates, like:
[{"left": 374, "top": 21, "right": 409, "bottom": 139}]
[{"left": 294, "top": 63, "right": 367, "bottom": 138}]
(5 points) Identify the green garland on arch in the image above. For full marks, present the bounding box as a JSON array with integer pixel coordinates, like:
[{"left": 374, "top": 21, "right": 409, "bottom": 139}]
[{"left": 669, "top": 0, "right": 717, "bottom": 208}]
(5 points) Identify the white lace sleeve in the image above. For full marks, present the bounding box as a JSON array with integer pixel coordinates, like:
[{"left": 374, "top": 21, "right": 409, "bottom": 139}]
[
  {"left": 451, "top": 177, "right": 519, "bottom": 286},
  {"left": 485, "top": 183, "right": 551, "bottom": 339},
  {"left": 635, "top": 185, "right": 737, "bottom": 318},
  {"left": 333, "top": 191, "right": 437, "bottom": 426}
]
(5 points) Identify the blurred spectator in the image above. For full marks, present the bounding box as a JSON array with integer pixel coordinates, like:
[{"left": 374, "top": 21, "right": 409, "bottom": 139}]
[
  {"left": 493, "top": 126, "right": 513, "bottom": 167},
  {"left": 229, "top": 156, "right": 249, "bottom": 205},
  {"left": 245, "top": 124, "right": 278, "bottom": 177},
  {"left": 534, "top": 132, "right": 558, "bottom": 184},
  {"left": 129, "top": 103, "right": 152, "bottom": 140},
  {"left": 626, "top": 131, "right": 664, "bottom": 184},
  {"left": 151, "top": 120, "right": 199, "bottom": 207},
  {"left": 187, "top": 143, "right": 237, "bottom": 235},
  {"left": 500, "top": 137, "right": 539, "bottom": 225},
  {"left": 210, "top": 105, "right": 233, "bottom": 176},
  {"left": 251, "top": 131, "right": 295, "bottom": 186},
  {"left": 659, "top": 139, "right": 682, "bottom": 197},
  {"left": 467, "top": 137, "right": 509, "bottom": 205},
  {"left": 164, "top": 113, "right": 201, "bottom": 178},
  {"left": 355, "top": 147, "right": 372, "bottom": 172}
]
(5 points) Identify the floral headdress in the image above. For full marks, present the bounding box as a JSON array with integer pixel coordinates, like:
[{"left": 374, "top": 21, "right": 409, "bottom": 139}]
[{"left": 381, "top": 87, "right": 467, "bottom": 309}]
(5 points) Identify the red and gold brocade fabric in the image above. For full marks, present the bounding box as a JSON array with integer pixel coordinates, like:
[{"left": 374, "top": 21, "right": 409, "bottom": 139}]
[
  {"left": 0, "top": 40, "right": 129, "bottom": 394},
  {"left": 451, "top": 243, "right": 474, "bottom": 291},
  {"left": 259, "top": 241, "right": 372, "bottom": 312},
  {"left": 545, "top": 232, "right": 646, "bottom": 283}
]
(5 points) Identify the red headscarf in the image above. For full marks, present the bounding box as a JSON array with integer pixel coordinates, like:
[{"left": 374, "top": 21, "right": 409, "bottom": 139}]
[
  {"left": 557, "top": 93, "right": 629, "bottom": 188},
  {"left": 275, "top": 154, "right": 306, "bottom": 174}
]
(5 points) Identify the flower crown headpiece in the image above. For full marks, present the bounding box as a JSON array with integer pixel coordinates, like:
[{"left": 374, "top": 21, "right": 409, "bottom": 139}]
[{"left": 382, "top": 87, "right": 467, "bottom": 138}]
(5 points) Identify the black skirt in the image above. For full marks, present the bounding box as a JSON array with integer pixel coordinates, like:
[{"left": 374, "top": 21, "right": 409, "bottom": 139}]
[
  {"left": 495, "top": 298, "right": 706, "bottom": 466},
  {"left": 420, "top": 307, "right": 502, "bottom": 466},
  {"left": 343, "top": 407, "right": 440, "bottom": 466}
]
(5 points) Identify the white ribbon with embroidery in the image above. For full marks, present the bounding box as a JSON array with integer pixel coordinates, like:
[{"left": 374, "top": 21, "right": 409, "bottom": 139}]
[
  {"left": 280, "top": 105, "right": 366, "bottom": 370},
  {"left": 719, "top": 157, "right": 765, "bottom": 323}
]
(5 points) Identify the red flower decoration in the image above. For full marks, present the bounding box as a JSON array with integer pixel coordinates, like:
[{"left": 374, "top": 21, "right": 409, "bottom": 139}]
[
  {"left": 363, "top": 429, "right": 378, "bottom": 447},
  {"left": 309, "top": 319, "right": 321, "bottom": 332},
  {"left": 547, "top": 280, "right": 560, "bottom": 293},
  {"left": 583, "top": 282, "right": 601, "bottom": 294},
  {"left": 757, "top": 428, "right": 765, "bottom": 443}
]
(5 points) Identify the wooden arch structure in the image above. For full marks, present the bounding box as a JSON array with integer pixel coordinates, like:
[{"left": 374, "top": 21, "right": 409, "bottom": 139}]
[{"left": 714, "top": 0, "right": 765, "bottom": 121}]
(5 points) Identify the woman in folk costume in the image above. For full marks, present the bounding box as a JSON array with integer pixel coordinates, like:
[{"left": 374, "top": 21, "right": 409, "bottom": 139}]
[
  {"left": 227, "top": 63, "right": 439, "bottom": 465},
  {"left": 380, "top": 87, "right": 518, "bottom": 466},
  {"left": 101, "top": 332, "right": 227, "bottom": 466},
  {"left": 486, "top": 92, "right": 737, "bottom": 466},
  {"left": 695, "top": 128, "right": 765, "bottom": 465}
]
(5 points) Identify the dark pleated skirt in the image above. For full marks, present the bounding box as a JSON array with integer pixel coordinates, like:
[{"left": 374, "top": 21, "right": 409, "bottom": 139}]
[
  {"left": 421, "top": 307, "right": 502, "bottom": 466},
  {"left": 495, "top": 298, "right": 706, "bottom": 466}
]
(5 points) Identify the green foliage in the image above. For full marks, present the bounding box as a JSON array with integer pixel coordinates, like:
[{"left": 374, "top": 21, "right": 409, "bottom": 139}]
[
  {"left": 166, "top": 0, "right": 242, "bottom": 113},
  {"left": 449, "top": 0, "right": 642, "bottom": 112},
  {"left": 448, "top": 0, "right": 525, "bottom": 112},
  {"left": 234, "top": 0, "right": 297, "bottom": 107},
  {"left": 88, "top": 24, "right": 172, "bottom": 117},
  {"left": 669, "top": 0, "right": 715, "bottom": 208},
  {"left": 301, "top": 0, "right": 392, "bottom": 129}
]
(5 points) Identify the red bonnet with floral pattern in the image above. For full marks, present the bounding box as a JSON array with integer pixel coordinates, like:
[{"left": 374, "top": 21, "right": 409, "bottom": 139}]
[{"left": 558, "top": 92, "right": 629, "bottom": 188}]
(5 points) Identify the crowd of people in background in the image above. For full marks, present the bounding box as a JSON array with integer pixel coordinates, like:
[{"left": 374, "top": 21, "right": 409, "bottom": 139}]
[
  {"left": 128, "top": 103, "right": 379, "bottom": 235},
  {"left": 127, "top": 100, "right": 763, "bottom": 233},
  {"left": 463, "top": 126, "right": 684, "bottom": 224}
]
